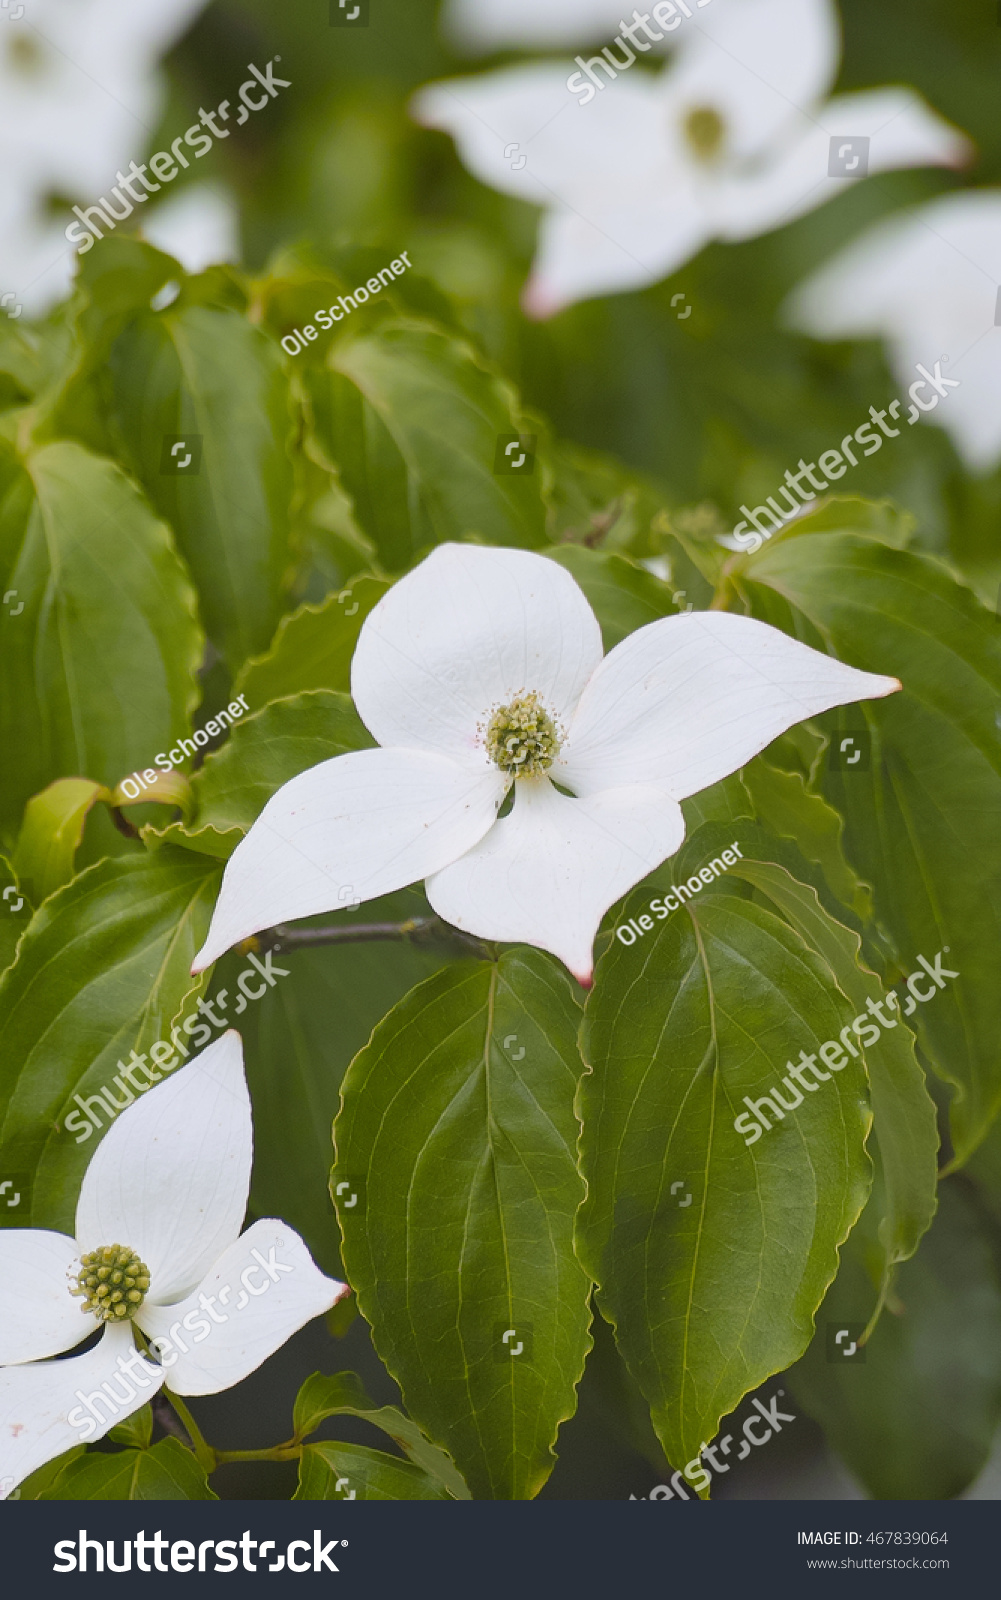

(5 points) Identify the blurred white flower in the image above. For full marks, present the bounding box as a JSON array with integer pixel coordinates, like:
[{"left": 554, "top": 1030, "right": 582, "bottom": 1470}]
[
  {"left": 0, "top": 0, "right": 208, "bottom": 311},
  {"left": 443, "top": 0, "right": 644, "bottom": 53},
  {"left": 415, "top": 0, "right": 969, "bottom": 316},
  {"left": 141, "top": 182, "right": 241, "bottom": 274},
  {"left": 0, "top": 1032, "right": 347, "bottom": 1498},
  {"left": 785, "top": 191, "right": 1001, "bottom": 475},
  {"left": 191, "top": 544, "right": 898, "bottom": 985}
]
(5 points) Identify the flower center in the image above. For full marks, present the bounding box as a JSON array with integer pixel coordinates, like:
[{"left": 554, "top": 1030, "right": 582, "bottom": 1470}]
[
  {"left": 484, "top": 693, "right": 560, "bottom": 777},
  {"left": 6, "top": 34, "right": 44, "bottom": 75},
  {"left": 71, "top": 1244, "right": 151, "bottom": 1324},
  {"left": 684, "top": 105, "right": 726, "bottom": 161}
]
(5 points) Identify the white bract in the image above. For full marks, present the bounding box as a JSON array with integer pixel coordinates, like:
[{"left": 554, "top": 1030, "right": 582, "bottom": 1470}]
[
  {"left": 443, "top": 0, "right": 644, "bottom": 53},
  {"left": 414, "top": 0, "right": 969, "bottom": 316},
  {"left": 192, "top": 545, "right": 899, "bottom": 985},
  {"left": 0, "top": 1032, "right": 347, "bottom": 1498},
  {"left": 785, "top": 190, "right": 1001, "bottom": 474},
  {"left": 0, "top": 0, "right": 209, "bottom": 312}
]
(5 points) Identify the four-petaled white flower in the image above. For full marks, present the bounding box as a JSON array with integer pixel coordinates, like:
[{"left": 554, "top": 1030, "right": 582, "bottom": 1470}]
[
  {"left": 192, "top": 544, "right": 899, "bottom": 985},
  {"left": 442, "top": 0, "right": 641, "bottom": 54},
  {"left": 0, "top": 0, "right": 213, "bottom": 312},
  {"left": 785, "top": 190, "right": 1001, "bottom": 474},
  {"left": 414, "top": 0, "right": 969, "bottom": 317},
  {"left": 0, "top": 1032, "right": 347, "bottom": 1498}
]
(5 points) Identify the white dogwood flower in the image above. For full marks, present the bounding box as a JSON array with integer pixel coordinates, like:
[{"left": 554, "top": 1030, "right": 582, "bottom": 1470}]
[
  {"left": 414, "top": 0, "right": 969, "bottom": 316},
  {"left": 0, "top": 1032, "right": 347, "bottom": 1498},
  {"left": 0, "top": 0, "right": 209, "bottom": 312},
  {"left": 443, "top": 0, "right": 642, "bottom": 53},
  {"left": 191, "top": 545, "right": 899, "bottom": 984},
  {"left": 785, "top": 190, "right": 1001, "bottom": 474}
]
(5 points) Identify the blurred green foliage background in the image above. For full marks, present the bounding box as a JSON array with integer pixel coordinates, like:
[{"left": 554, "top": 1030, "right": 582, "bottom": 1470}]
[{"left": 163, "top": 0, "right": 1001, "bottom": 597}]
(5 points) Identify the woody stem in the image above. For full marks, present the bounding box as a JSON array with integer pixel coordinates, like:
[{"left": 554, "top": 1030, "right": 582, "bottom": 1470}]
[{"left": 253, "top": 917, "right": 492, "bottom": 960}]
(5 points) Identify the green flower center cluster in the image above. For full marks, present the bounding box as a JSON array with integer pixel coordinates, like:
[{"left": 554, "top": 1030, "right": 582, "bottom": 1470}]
[
  {"left": 684, "top": 105, "right": 726, "bottom": 161},
  {"left": 71, "top": 1244, "right": 151, "bottom": 1323},
  {"left": 485, "top": 693, "right": 560, "bottom": 777}
]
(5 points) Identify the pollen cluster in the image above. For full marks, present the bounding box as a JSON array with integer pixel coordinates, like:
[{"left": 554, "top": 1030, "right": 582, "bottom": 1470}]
[
  {"left": 484, "top": 692, "right": 560, "bottom": 777},
  {"left": 71, "top": 1244, "right": 151, "bottom": 1323}
]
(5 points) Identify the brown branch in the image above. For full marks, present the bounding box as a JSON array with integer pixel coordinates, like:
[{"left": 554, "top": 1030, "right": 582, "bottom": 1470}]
[{"left": 253, "top": 916, "right": 492, "bottom": 960}]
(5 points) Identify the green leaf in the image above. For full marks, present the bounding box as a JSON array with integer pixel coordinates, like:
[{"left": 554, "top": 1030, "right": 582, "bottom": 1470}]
[
  {"left": 0, "top": 849, "right": 220, "bottom": 1232},
  {"left": 718, "top": 830, "right": 938, "bottom": 1299},
  {"left": 681, "top": 771, "right": 754, "bottom": 832},
  {"left": 545, "top": 436, "right": 669, "bottom": 558},
  {"left": 108, "top": 1404, "right": 153, "bottom": 1450},
  {"left": 41, "top": 1438, "right": 217, "bottom": 1499},
  {"left": 12, "top": 1445, "right": 86, "bottom": 1500},
  {"left": 294, "top": 1441, "right": 452, "bottom": 1501},
  {"left": 39, "top": 236, "right": 185, "bottom": 455},
  {"left": 543, "top": 546, "right": 679, "bottom": 652},
  {"left": 789, "top": 1181, "right": 1001, "bottom": 1500},
  {"left": 159, "top": 690, "right": 373, "bottom": 854},
  {"left": 743, "top": 758, "right": 872, "bottom": 921},
  {"left": 737, "top": 532, "right": 1001, "bottom": 1164},
  {"left": 13, "top": 779, "right": 111, "bottom": 901},
  {"left": 234, "top": 576, "right": 389, "bottom": 706},
  {"left": 109, "top": 302, "right": 294, "bottom": 667},
  {"left": 0, "top": 854, "right": 31, "bottom": 977},
  {"left": 577, "top": 879, "right": 871, "bottom": 1478},
  {"left": 230, "top": 887, "right": 451, "bottom": 1276},
  {"left": 292, "top": 1371, "right": 469, "bottom": 1498},
  {"left": 333, "top": 950, "right": 592, "bottom": 1500},
  {"left": 312, "top": 320, "right": 548, "bottom": 569},
  {"left": 0, "top": 438, "right": 203, "bottom": 837}
]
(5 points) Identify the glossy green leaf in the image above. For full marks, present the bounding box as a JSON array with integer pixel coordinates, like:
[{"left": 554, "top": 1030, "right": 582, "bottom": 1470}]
[
  {"left": 230, "top": 887, "right": 450, "bottom": 1276},
  {"left": 294, "top": 1440, "right": 452, "bottom": 1501},
  {"left": 292, "top": 1370, "right": 469, "bottom": 1497},
  {"left": 720, "top": 832, "right": 938, "bottom": 1299},
  {"left": 108, "top": 1404, "right": 153, "bottom": 1450},
  {"left": 40, "top": 1438, "right": 216, "bottom": 1499},
  {"left": 12, "top": 1446, "right": 85, "bottom": 1500},
  {"left": 234, "top": 576, "right": 389, "bottom": 706},
  {"left": 109, "top": 302, "right": 294, "bottom": 667},
  {"left": 39, "top": 236, "right": 185, "bottom": 456},
  {"left": 742, "top": 757, "right": 872, "bottom": 921},
  {"left": 789, "top": 1181, "right": 1001, "bottom": 1500},
  {"left": 13, "top": 779, "right": 110, "bottom": 901},
  {"left": 0, "top": 438, "right": 203, "bottom": 837},
  {"left": 737, "top": 533, "right": 1001, "bottom": 1163},
  {"left": 0, "top": 849, "right": 220, "bottom": 1232},
  {"left": 681, "top": 772, "right": 754, "bottom": 832},
  {"left": 334, "top": 950, "right": 591, "bottom": 1500},
  {"left": 577, "top": 878, "right": 871, "bottom": 1477},
  {"left": 313, "top": 320, "right": 548, "bottom": 569}
]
